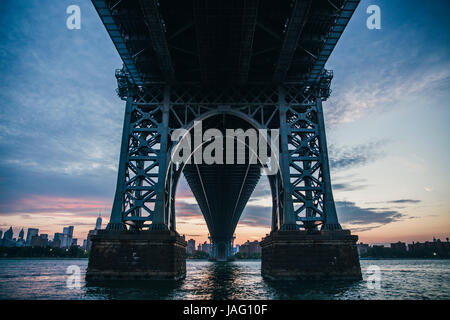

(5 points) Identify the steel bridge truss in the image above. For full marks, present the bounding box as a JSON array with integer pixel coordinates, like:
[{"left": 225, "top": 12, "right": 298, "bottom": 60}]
[{"left": 107, "top": 76, "right": 341, "bottom": 232}]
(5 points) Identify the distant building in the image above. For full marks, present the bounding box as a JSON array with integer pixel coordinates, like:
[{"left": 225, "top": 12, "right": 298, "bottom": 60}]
[
  {"left": 53, "top": 232, "right": 65, "bottom": 248},
  {"left": 63, "top": 226, "right": 74, "bottom": 237},
  {"left": 14, "top": 229, "right": 25, "bottom": 247},
  {"left": 0, "top": 230, "right": 2, "bottom": 240},
  {"left": 72, "top": 238, "right": 78, "bottom": 246},
  {"left": 239, "top": 240, "right": 261, "bottom": 256},
  {"left": 26, "top": 228, "right": 39, "bottom": 246},
  {"left": 199, "top": 241, "right": 212, "bottom": 255},
  {"left": 30, "top": 235, "right": 48, "bottom": 247},
  {"left": 408, "top": 238, "right": 450, "bottom": 258},
  {"left": 82, "top": 239, "right": 88, "bottom": 251},
  {"left": 56, "top": 226, "right": 75, "bottom": 248},
  {"left": 391, "top": 241, "right": 407, "bottom": 253},
  {"left": 16, "top": 239, "right": 25, "bottom": 247},
  {"left": 51, "top": 238, "right": 61, "bottom": 248},
  {"left": 18, "top": 229, "right": 24, "bottom": 241},
  {"left": 357, "top": 243, "right": 370, "bottom": 256},
  {"left": 187, "top": 239, "right": 196, "bottom": 254},
  {"left": 372, "top": 245, "right": 385, "bottom": 254},
  {"left": 1, "top": 227, "right": 15, "bottom": 247},
  {"left": 4, "top": 227, "right": 13, "bottom": 241},
  {"left": 85, "top": 230, "right": 98, "bottom": 251},
  {"left": 95, "top": 216, "right": 102, "bottom": 230},
  {"left": 63, "top": 226, "right": 74, "bottom": 247}
]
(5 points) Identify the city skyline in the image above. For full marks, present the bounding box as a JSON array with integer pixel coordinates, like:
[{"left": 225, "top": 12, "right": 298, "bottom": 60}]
[
  {"left": 0, "top": 0, "right": 449, "bottom": 246},
  {"left": 1, "top": 219, "right": 448, "bottom": 247}
]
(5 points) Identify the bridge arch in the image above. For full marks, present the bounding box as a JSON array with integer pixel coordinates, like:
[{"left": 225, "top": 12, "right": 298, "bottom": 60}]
[{"left": 163, "top": 110, "right": 283, "bottom": 259}]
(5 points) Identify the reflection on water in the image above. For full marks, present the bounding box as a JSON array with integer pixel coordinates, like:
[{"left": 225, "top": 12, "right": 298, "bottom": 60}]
[
  {"left": 264, "top": 279, "right": 360, "bottom": 300},
  {"left": 0, "top": 259, "right": 449, "bottom": 300},
  {"left": 188, "top": 262, "right": 242, "bottom": 299},
  {"left": 85, "top": 279, "right": 183, "bottom": 300}
]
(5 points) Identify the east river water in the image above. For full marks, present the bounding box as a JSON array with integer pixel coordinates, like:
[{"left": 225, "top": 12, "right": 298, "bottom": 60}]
[{"left": 0, "top": 259, "right": 448, "bottom": 300}]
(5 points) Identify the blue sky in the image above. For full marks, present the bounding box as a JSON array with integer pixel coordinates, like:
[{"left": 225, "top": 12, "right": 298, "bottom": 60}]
[{"left": 0, "top": 0, "right": 448, "bottom": 244}]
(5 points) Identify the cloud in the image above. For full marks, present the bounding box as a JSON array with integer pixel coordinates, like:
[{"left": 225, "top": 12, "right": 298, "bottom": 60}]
[
  {"left": 332, "top": 182, "right": 367, "bottom": 192},
  {"left": 326, "top": 67, "right": 449, "bottom": 125},
  {"left": 0, "top": 2, "right": 124, "bottom": 217},
  {"left": 239, "top": 205, "right": 272, "bottom": 228},
  {"left": 386, "top": 199, "right": 421, "bottom": 204},
  {"left": 175, "top": 199, "right": 203, "bottom": 218},
  {"left": 0, "top": 195, "right": 110, "bottom": 216},
  {"left": 336, "top": 200, "right": 405, "bottom": 231},
  {"left": 329, "top": 140, "right": 386, "bottom": 170},
  {"left": 365, "top": 199, "right": 422, "bottom": 205},
  {"left": 325, "top": 16, "right": 450, "bottom": 127}
]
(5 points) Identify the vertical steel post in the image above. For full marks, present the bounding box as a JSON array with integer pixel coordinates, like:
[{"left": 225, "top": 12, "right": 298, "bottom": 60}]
[
  {"left": 269, "top": 175, "right": 279, "bottom": 231},
  {"left": 278, "top": 87, "right": 297, "bottom": 230},
  {"left": 151, "top": 86, "right": 171, "bottom": 230},
  {"left": 316, "top": 97, "right": 341, "bottom": 230},
  {"left": 106, "top": 96, "right": 133, "bottom": 230}
]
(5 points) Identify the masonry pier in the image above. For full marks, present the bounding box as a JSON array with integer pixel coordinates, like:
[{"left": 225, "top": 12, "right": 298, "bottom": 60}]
[
  {"left": 261, "top": 230, "right": 362, "bottom": 280},
  {"left": 86, "top": 230, "right": 186, "bottom": 281}
]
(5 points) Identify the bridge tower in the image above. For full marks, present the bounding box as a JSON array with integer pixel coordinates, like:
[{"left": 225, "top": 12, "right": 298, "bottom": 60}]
[{"left": 87, "top": 0, "right": 361, "bottom": 281}]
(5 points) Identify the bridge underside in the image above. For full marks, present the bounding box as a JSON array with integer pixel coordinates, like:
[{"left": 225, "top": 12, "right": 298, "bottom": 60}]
[
  {"left": 183, "top": 115, "right": 262, "bottom": 260},
  {"left": 94, "top": 0, "right": 359, "bottom": 87},
  {"left": 87, "top": 0, "right": 362, "bottom": 279}
]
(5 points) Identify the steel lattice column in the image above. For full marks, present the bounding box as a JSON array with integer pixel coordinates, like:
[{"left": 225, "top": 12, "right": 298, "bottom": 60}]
[
  {"left": 278, "top": 86, "right": 342, "bottom": 231},
  {"left": 106, "top": 86, "right": 170, "bottom": 230}
]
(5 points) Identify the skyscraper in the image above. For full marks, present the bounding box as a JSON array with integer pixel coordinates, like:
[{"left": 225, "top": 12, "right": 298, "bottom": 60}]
[
  {"left": 1, "top": 227, "right": 15, "bottom": 247},
  {"left": 62, "top": 226, "right": 74, "bottom": 248},
  {"left": 16, "top": 228, "right": 26, "bottom": 247},
  {"left": 95, "top": 216, "right": 102, "bottom": 230},
  {"left": 63, "top": 226, "right": 74, "bottom": 237},
  {"left": 187, "top": 239, "right": 196, "bottom": 255},
  {"left": 3, "top": 227, "right": 13, "bottom": 240},
  {"left": 53, "top": 232, "right": 65, "bottom": 246},
  {"left": 25, "top": 228, "right": 38, "bottom": 245}
]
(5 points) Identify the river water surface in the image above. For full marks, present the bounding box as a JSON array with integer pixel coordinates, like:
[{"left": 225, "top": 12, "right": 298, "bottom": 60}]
[{"left": 0, "top": 259, "right": 448, "bottom": 300}]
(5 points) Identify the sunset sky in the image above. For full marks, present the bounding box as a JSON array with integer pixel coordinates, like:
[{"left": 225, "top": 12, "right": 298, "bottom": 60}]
[{"left": 0, "top": 0, "right": 449, "bottom": 246}]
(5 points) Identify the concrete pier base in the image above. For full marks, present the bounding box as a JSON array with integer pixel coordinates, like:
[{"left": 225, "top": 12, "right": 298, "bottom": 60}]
[
  {"left": 260, "top": 230, "right": 362, "bottom": 280},
  {"left": 86, "top": 230, "right": 187, "bottom": 281}
]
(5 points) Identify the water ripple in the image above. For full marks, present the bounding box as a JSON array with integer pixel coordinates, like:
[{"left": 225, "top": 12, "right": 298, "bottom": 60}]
[{"left": 0, "top": 259, "right": 449, "bottom": 300}]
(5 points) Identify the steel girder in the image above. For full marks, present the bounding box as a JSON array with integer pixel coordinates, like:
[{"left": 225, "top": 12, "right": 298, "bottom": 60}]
[
  {"left": 92, "top": 0, "right": 360, "bottom": 85},
  {"left": 273, "top": 0, "right": 312, "bottom": 83},
  {"left": 106, "top": 80, "right": 341, "bottom": 232}
]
